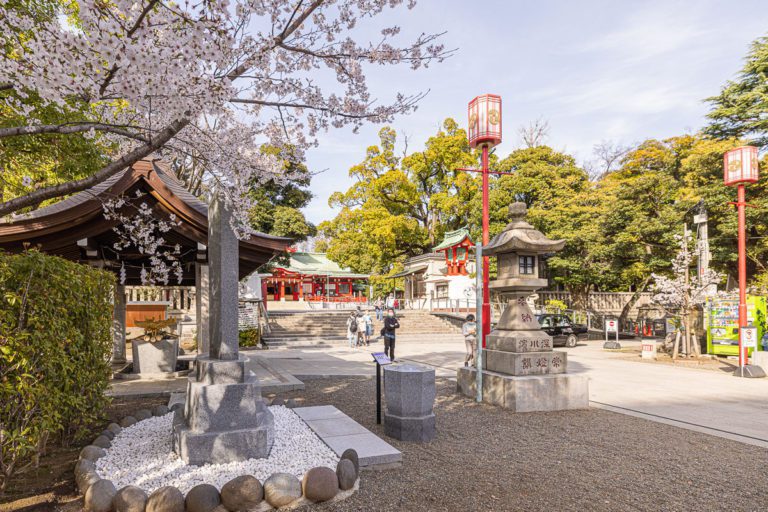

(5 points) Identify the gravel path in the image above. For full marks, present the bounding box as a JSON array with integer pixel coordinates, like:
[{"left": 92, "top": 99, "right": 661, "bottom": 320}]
[{"left": 277, "top": 376, "right": 768, "bottom": 512}]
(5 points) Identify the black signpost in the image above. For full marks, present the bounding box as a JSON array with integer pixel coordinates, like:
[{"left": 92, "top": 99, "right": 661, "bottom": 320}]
[{"left": 371, "top": 352, "right": 392, "bottom": 424}]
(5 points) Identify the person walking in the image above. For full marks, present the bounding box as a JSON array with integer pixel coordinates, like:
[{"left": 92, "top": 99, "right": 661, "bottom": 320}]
[
  {"left": 363, "top": 309, "right": 373, "bottom": 345},
  {"left": 462, "top": 314, "right": 477, "bottom": 367},
  {"left": 356, "top": 310, "right": 367, "bottom": 347},
  {"left": 382, "top": 308, "right": 400, "bottom": 360},
  {"left": 346, "top": 310, "right": 359, "bottom": 349},
  {"left": 374, "top": 297, "right": 383, "bottom": 321}
]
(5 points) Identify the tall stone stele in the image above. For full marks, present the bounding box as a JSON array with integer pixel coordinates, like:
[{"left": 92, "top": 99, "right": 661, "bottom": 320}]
[
  {"left": 173, "top": 193, "right": 274, "bottom": 465},
  {"left": 457, "top": 202, "right": 589, "bottom": 412}
]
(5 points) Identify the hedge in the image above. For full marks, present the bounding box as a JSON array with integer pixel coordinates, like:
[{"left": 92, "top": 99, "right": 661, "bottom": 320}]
[{"left": 0, "top": 251, "right": 115, "bottom": 492}]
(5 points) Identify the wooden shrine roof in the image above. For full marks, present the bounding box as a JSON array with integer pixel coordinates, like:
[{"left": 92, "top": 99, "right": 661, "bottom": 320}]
[{"left": 0, "top": 159, "right": 292, "bottom": 285}]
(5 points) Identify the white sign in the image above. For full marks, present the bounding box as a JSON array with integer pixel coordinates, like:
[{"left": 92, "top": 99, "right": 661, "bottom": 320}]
[
  {"left": 742, "top": 326, "right": 758, "bottom": 348},
  {"left": 605, "top": 319, "right": 618, "bottom": 333}
]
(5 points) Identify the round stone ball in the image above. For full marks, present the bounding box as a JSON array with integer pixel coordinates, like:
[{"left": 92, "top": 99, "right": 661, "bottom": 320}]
[
  {"left": 92, "top": 435, "right": 111, "bottom": 449},
  {"left": 302, "top": 467, "right": 339, "bottom": 503},
  {"left": 263, "top": 473, "right": 302, "bottom": 508},
  {"left": 114, "top": 485, "right": 148, "bottom": 512},
  {"left": 134, "top": 409, "right": 152, "bottom": 421},
  {"left": 84, "top": 479, "right": 116, "bottom": 512},
  {"left": 100, "top": 429, "right": 115, "bottom": 440},
  {"left": 107, "top": 423, "right": 122, "bottom": 435},
  {"left": 270, "top": 397, "right": 285, "bottom": 407},
  {"left": 285, "top": 398, "right": 298, "bottom": 409},
  {"left": 146, "top": 486, "right": 185, "bottom": 512},
  {"left": 340, "top": 448, "right": 360, "bottom": 474},
  {"left": 119, "top": 416, "right": 137, "bottom": 428},
  {"left": 185, "top": 483, "right": 221, "bottom": 512},
  {"left": 152, "top": 404, "right": 170, "bottom": 416},
  {"left": 169, "top": 403, "right": 184, "bottom": 413},
  {"left": 221, "top": 475, "right": 263, "bottom": 511},
  {"left": 80, "top": 445, "right": 106, "bottom": 462},
  {"left": 336, "top": 458, "right": 357, "bottom": 491}
]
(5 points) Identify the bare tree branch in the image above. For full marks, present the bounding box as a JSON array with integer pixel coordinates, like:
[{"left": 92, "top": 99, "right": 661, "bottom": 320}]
[{"left": 0, "top": 122, "right": 147, "bottom": 142}]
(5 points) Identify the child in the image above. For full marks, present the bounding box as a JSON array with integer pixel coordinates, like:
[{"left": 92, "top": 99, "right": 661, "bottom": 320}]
[
  {"left": 346, "top": 311, "right": 358, "bottom": 348},
  {"left": 462, "top": 314, "right": 477, "bottom": 367}
]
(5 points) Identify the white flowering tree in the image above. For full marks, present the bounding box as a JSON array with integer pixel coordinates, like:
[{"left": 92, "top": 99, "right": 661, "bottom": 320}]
[
  {"left": 0, "top": 0, "right": 449, "bottom": 237},
  {"left": 651, "top": 234, "right": 721, "bottom": 359}
]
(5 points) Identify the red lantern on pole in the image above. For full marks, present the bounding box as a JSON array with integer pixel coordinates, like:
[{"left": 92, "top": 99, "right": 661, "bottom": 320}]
[
  {"left": 724, "top": 146, "right": 764, "bottom": 378},
  {"left": 467, "top": 94, "right": 502, "bottom": 347},
  {"left": 468, "top": 94, "right": 502, "bottom": 148},
  {"left": 724, "top": 146, "right": 759, "bottom": 186}
]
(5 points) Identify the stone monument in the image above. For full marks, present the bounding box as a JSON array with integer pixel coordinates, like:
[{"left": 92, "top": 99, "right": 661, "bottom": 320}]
[
  {"left": 384, "top": 363, "right": 436, "bottom": 442},
  {"left": 457, "top": 202, "right": 589, "bottom": 412},
  {"left": 173, "top": 193, "right": 274, "bottom": 465}
]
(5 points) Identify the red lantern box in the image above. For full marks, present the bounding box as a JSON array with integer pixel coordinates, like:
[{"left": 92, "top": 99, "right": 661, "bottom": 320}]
[
  {"left": 468, "top": 94, "right": 502, "bottom": 148},
  {"left": 724, "top": 146, "right": 759, "bottom": 186}
]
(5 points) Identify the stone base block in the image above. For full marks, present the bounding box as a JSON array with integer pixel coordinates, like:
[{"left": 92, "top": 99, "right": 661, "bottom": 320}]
[
  {"left": 483, "top": 349, "right": 567, "bottom": 375},
  {"left": 185, "top": 379, "right": 271, "bottom": 432},
  {"left": 456, "top": 367, "right": 589, "bottom": 412},
  {"left": 383, "top": 363, "right": 435, "bottom": 418},
  {"left": 173, "top": 421, "right": 274, "bottom": 465},
  {"left": 384, "top": 413, "right": 435, "bottom": 443},
  {"left": 486, "top": 331, "right": 553, "bottom": 353},
  {"left": 195, "top": 357, "right": 246, "bottom": 384},
  {"left": 132, "top": 337, "right": 178, "bottom": 374},
  {"left": 752, "top": 350, "right": 768, "bottom": 372}
]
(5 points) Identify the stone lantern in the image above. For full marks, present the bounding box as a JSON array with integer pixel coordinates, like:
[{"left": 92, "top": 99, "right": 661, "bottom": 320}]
[{"left": 457, "top": 202, "right": 589, "bottom": 412}]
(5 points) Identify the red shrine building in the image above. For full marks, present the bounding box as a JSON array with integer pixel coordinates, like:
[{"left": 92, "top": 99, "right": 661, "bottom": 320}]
[{"left": 263, "top": 252, "right": 369, "bottom": 303}]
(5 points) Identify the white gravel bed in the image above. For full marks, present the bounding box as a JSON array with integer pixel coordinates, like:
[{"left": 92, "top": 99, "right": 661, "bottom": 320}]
[{"left": 95, "top": 406, "right": 339, "bottom": 494}]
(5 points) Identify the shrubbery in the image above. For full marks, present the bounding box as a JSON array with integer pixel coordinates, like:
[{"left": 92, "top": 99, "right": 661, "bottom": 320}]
[
  {"left": 238, "top": 327, "right": 261, "bottom": 347},
  {"left": 0, "top": 251, "right": 115, "bottom": 492}
]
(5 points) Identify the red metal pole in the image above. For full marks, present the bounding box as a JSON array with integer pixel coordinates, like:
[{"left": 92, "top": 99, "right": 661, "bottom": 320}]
[
  {"left": 482, "top": 144, "right": 491, "bottom": 347},
  {"left": 737, "top": 184, "right": 747, "bottom": 367}
]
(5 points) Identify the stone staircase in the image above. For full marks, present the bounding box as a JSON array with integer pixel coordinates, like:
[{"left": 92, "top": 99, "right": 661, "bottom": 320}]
[{"left": 262, "top": 310, "right": 462, "bottom": 347}]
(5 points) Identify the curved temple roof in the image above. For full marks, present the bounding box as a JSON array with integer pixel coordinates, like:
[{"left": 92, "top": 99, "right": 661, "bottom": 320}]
[
  {"left": 0, "top": 159, "right": 292, "bottom": 285},
  {"left": 484, "top": 202, "right": 565, "bottom": 256}
]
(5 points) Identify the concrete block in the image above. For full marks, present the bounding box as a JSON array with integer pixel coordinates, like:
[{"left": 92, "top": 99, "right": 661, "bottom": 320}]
[
  {"left": 456, "top": 368, "right": 589, "bottom": 412},
  {"left": 486, "top": 331, "right": 553, "bottom": 353},
  {"left": 384, "top": 412, "right": 436, "bottom": 442},
  {"left": 174, "top": 422, "right": 274, "bottom": 465},
  {"left": 383, "top": 363, "right": 435, "bottom": 418},
  {"left": 195, "top": 357, "right": 246, "bottom": 385},
  {"left": 132, "top": 337, "right": 178, "bottom": 374},
  {"left": 752, "top": 350, "right": 768, "bottom": 371},
  {"left": 321, "top": 432, "right": 402, "bottom": 467},
  {"left": 483, "top": 349, "right": 567, "bottom": 375},
  {"left": 185, "top": 380, "right": 271, "bottom": 433}
]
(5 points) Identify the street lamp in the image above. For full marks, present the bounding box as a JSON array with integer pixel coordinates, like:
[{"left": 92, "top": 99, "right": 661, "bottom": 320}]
[
  {"left": 468, "top": 94, "right": 502, "bottom": 345},
  {"left": 724, "top": 146, "right": 765, "bottom": 378}
]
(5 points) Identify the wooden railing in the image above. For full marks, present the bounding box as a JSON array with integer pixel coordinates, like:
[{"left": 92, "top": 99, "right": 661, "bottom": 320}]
[{"left": 125, "top": 286, "right": 196, "bottom": 312}]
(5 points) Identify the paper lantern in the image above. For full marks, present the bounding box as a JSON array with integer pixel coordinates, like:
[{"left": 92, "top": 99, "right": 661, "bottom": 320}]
[
  {"left": 724, "top": 146, "right": 759, "bottom": 186},
  {"left": 468, "top": 94, "right": 502, "bottom": 148}
]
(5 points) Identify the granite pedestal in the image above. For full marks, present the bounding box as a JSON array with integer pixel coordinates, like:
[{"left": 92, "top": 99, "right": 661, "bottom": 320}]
[
  {"left": 132, "top": 337, "right": 179, "bottom": 374},
  {"left": 173, "top": 357, "right": 274, "bottom": 465},
  {"left": 384, "top": 363, "right": 436, "bottom": 442}
]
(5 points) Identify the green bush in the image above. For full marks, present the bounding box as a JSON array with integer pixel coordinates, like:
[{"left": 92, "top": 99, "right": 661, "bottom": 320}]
[
  {"left": 238, "top": 327, "right": 261, "bottom": 348},
  {"left": 0, "top": 251, "right": 114, "bottom": 492}
]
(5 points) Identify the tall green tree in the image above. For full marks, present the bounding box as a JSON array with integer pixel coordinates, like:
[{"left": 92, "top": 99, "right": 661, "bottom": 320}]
[{"left": 706, "top": 36, "right": 768, "bottom": 147}]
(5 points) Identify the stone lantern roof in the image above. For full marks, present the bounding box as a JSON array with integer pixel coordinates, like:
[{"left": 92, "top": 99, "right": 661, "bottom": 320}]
[{"left": 484, "top": 202, "right": 565, "bottom": 256}]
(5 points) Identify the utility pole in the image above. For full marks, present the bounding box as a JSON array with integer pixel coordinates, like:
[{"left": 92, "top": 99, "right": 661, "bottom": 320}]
[{"left": 693, "top": 201, "right": 714, "bottom": 295}]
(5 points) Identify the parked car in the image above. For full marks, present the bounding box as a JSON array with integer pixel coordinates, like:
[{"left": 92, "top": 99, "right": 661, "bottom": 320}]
[{"left": 535, "top": 314, "right": 588, "bottom": 347}]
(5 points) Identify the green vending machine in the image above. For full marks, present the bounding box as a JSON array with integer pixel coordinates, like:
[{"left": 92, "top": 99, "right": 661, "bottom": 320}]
[{"left": 705, "top": 295, "right": 767, "bottom": 356}]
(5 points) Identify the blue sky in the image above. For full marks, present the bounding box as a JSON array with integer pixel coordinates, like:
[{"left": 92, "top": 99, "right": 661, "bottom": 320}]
[{"left": 302, "top": 0, "right": 768, "bottom": 225}]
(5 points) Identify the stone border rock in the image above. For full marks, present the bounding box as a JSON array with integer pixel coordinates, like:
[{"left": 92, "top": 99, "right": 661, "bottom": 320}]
[{"left": 76, "top": 406, "right": 360, "bottom": 511}]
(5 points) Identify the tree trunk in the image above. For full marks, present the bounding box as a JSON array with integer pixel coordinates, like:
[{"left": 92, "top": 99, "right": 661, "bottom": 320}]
[
  {"left": 568, "top": 284, "right": 591, "bottom": 311},
  {"left": 672, "top": 330, "right": 681, "bottom": 360},
  {"left": 618, "top": 276, "right": 651, "bottom": 329}
]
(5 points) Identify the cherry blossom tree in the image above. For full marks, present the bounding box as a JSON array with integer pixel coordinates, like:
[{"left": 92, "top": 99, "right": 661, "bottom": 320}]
[
  {"left": 651, "top": 233, "right": 721, "bottom": 359},
  {"left": 0, "top": 0, "right": 449, "bottom": 237}
]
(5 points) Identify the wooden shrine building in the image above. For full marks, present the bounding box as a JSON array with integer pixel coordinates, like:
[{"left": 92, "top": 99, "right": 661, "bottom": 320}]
[
  {"left": 0, "top": 158, "right": 291, "bottom": 361},
  {"left": 265, "top": 252, "right": 369, "bottom": 303}
]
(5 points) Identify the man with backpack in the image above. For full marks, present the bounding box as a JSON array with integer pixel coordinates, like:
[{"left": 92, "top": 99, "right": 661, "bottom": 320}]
[
  {"left": 382, "top": 308, "right": 400, "bottom": 360},
  {"left": 347, "top": 310, "right": 359, "bottom": 348}
]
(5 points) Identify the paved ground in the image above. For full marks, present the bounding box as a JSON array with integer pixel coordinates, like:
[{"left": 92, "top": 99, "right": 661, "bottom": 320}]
[
  {"left": 258, "top": 338, "right": 768, "bottom": 448},
  {"left": 107, "top": 336, "right": 768, "bottom": 448}
]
